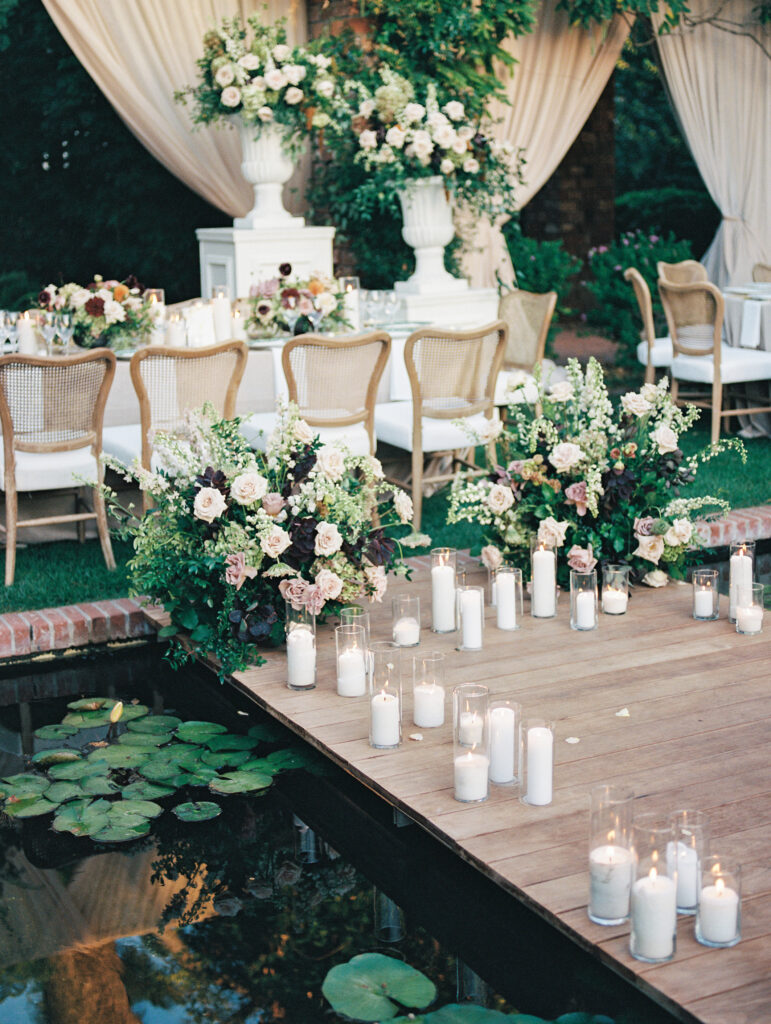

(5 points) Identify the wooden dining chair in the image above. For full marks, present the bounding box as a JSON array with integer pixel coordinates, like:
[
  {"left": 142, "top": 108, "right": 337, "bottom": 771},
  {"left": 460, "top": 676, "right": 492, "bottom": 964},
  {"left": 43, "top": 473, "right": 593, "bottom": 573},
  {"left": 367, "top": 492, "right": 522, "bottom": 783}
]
[
  {"left": 752, "top": 263, "right": 771, "bottom": 283},
  {"left": 374, "top": 321, "right": 507, "bottom": 532},
  {"left": 0, "top": 350, "right": 116, "bottom": 586},
  {"left": 624, "top": 267, "right": 673, "bottom": 384},
  {"left": 241, "top": 332, "right": 391, "bottom": 456},
  {"left": 658, "top": 279, "right": 771, "bottom": 442},
  {"left": 657, "top": 260, "right": 709, "bottom": 284},
  {"left": 493, "top": 288, "right": 561, "bottom": 408}
]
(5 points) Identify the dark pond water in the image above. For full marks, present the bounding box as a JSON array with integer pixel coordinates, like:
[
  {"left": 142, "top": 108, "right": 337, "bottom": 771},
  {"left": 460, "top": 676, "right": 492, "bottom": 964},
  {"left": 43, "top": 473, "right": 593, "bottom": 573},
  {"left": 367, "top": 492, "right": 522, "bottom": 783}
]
[{"left": 0, "top": 646, "right": 678, "bottom": 1024}]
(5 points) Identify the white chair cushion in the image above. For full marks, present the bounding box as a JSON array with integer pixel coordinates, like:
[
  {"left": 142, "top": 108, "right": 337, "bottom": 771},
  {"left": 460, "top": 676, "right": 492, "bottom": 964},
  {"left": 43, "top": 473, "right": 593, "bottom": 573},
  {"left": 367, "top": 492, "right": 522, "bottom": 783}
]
[
  {"left": 0, "top": 446, "right": 99, "bottom": 492},
  {"left": 672, "top": 344, "right": 771, "bottom": 385},
  {"left": 494, "top": 360, "right": 569, "bottom": 406},
  {"left": 637, "top": 336, "right": 673, "bottom": 368},
  {"left": 102, "top": 424, "right": 143, "bottom": 468},
  {"left": 375, "top": 402, "right": 492, "bottom": 453},
  {"left": 241, "top": 413, "right": 371, "bottom": 457}
]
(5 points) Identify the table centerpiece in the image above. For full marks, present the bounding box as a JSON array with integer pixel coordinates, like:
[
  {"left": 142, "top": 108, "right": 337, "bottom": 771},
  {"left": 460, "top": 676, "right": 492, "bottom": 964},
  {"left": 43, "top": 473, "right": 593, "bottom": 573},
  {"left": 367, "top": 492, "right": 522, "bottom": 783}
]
[
  {"left": 38, "top": 275, "right": 154, "bottom": 351},
  {"left": 247, "top": 263, "right": 349, "bottom": 338}
]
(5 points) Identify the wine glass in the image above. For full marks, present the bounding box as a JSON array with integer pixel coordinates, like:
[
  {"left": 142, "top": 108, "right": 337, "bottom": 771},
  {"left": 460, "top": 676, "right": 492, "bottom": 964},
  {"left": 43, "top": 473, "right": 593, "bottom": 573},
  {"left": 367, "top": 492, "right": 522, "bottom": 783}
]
[
  {"left": 382, "top": 290, "right": 400, "bottom": 324},
  {"left": 283, "top": 296, "right": 300, "bottom": 336},
  {"left": 4, "top": 311, "right": 19, "bottom": 351},
  {"left": 41, "top": 311, "right": 58, "bottom": 356},
  {"left": 366, "top": 290, "right": 384, "bottom": 325},
  {"left": 57, "top": 312, "right": 74, "bottom": 353}
]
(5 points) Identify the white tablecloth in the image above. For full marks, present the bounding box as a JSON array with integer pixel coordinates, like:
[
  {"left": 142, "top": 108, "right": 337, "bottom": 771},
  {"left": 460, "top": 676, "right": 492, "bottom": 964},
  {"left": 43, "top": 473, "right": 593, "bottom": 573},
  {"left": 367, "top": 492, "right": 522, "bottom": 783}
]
[{"left": 723, "top": 284, "right": 771, "bottom": 436}]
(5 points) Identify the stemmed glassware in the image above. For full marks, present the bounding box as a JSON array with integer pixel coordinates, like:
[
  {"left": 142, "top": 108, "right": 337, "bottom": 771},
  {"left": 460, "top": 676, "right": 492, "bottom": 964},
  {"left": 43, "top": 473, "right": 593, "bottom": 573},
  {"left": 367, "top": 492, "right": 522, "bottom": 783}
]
[
  {"left": 41, "top": 312, "right": 58, "bottom": 356},
  {"left": 283, "top": 295, "right": 300, "bottom": 336},
  {"left": 57, "top": 313, "right": 74, "bottom": 352},
  {"left": 4, "top": 311, "right": 19, "bottom": 351}
]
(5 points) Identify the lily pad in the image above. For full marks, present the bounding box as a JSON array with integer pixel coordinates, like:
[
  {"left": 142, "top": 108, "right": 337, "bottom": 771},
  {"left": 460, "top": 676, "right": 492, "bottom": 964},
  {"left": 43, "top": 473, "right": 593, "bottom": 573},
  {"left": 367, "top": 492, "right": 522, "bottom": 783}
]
[
  {"left": 45, "top": 782, "right": 83, "bottom": 804},
  {"left": 112, "top": 799, "right": 162, "bottom": 819},
  {"left": 127, "top": 715, "right": 182, "bottom": 734},
  {"left": 31, "top": 748, "right": 81, "bottom": 767},
  {"left": 118, "top": 704, "right": 150, "bottom": 722},
  {"left": 247, "top": 722, "right": 284, "bottom": 742},
  {"left": 209, "top": 771, "right": 272, "bottom": 795},
  {"left": 322, "top": 953, "right": 436, "bottom": 1022},
  {"left": 2, "top": 774, "right": 50, "bottom": 794},
  {"left": 179, "top": 767, "right": 219, "bottom": 786},
  {"left": 204, "top": 734, "right": 258, "bottom": 752},
  {"left": 140, "top": 759, "right": 181, "bottom": 781},
  {"left": 392, "top": 1009, "right": 538, "bottom": 1023},
  {"left": 34, "top": 724, "right": 80, "bottom": 741},
  {"left": 91, "top": 821, "right": 151, "bottom": 843},
  {"left": 200, "top": 749, "right": 251, "bottom": 770},
  {"left": 121, "top": 781, "right": 175, "bottom": 801},
  {"left": 49, "top": 760, "right": 104, "bottom": 781},
  {"left": 175, "top": 722, "right": 228, "bottom": 745},
  {"left": 67, "top": 697, "right": 117, "bottom": 711},
  {"left": 118, "top": 732, "right": 172, "bottom": 747},
  {"left": 87, "top": 747, "right": 149, "bottom": 769},
  {"left": 62, "top": 710, "right": 112, "bottom": 728},
  {"left": 165, "top": 745, "right": 205, "bottom": 768},
  {"left": 80, "top": 776, "right": 119, "bottom": 796},
  {"left": 4, "top": 797, "right": 60, "bottom": 818},
  {"left": 173, "top": 801, "right": 222, "bottom": 822}
]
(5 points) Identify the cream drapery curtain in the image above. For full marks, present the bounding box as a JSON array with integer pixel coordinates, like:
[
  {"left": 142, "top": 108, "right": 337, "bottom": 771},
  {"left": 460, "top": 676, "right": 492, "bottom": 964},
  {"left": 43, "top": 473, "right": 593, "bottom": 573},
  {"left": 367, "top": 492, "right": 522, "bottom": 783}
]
[
  {"left": 41, "top": 0, "right": 307, "bottom": 218},
  {"left": 461, "top": 2, "right": 630, "bottom": 288},
  {"left": 652, "top": 0, "right": 770, "bottom": 286}
]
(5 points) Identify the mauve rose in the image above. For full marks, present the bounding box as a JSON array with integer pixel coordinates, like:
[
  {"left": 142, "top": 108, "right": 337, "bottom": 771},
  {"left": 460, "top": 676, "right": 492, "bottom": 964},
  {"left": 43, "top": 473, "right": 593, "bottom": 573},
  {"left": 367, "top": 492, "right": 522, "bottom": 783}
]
[
  {"left": 314, "top": 521, "right": 343, "bottom": 557},
  {"left": 193, "top": 486, "right": 227, "bottom": 523},
  {"left": 480, "top": 545, "right": 503, "bottom": 571},
  {"left": 225, "top": 552, "right": 258, "bottom": 591},
  {"left": 634, "top": 516, "right": 655, "bottom": 536},
  {"left": 315, "top": 568, "right": 343, "bottom": 601},
  {"left": 507, "top": 460, "right": 524, "bottom": 476},
  {"left": 564, "top": 481, "right": 588, "bottom": 516},
  {"left": 303, "top": 583, "right": 326, "bottom": 616},
  {"left": 567, "top": 544, "right": 597, "bottom": 572},
  {"left": 279, "top": 577, "right": 308, "bottom": 609},
  {"left": 365, "top": 564, "right": 388, "bottom": 602},
  {"left": 262, "top": 492, "right": 285, "bottom": 516},
  {"left": 394, "top": 490, "right": 413, "bottom": 523}
]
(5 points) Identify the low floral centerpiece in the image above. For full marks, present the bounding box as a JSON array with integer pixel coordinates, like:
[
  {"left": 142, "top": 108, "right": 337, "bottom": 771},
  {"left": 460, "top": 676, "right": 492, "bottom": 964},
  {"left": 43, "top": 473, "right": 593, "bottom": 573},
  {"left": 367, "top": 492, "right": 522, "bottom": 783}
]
[
  {"left": 247, "top": 263, "right": 349, "bottom": 338},
  {"left": 106, "top": 403, "right": 413, "bottom": 677},
  {"left": 448, "top": 358, "right": 744, "bottom": 587},
  {"left": 38, "top": 275, "right": 154, "bottom": 350}
]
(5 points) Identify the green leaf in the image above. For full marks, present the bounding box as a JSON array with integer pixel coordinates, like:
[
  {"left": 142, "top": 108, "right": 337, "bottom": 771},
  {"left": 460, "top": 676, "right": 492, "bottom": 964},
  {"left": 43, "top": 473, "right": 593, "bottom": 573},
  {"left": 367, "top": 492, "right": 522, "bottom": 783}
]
[
  {"left": 62, "top": 710, "right": 111, "bottom": 728},
  {"left": 112, "top": 799, "right": 162, "bottom": 819},
  {"left": 127, "top": 715, "right": 182, "bottom": 734},
  {"left": 200, "top": 749, "right": 251, "bottom": 769},
  {"left": 209, "top": 771, "right": 272, "bottom": 795},
  {"left": 118, "top": 731, "right": 172, "bottom": 747},
  {"left": 118, "top": 704, "right": 150, "bottom": 722},
  {"left": 180, "top": 767, "right": 220, "bottom": 786},
  {"left": 5, "top": 797, "right": 59, "bottom": 818},
  {"left": 190, "top": 624, "right": 213, "bottom": 642},
  {"left": 173, "top": 801, "right": 222, "bottom": 822},
  {"left": 86, "top": 746, "right": 149, "bottom": 768},
  {"left": 322, "top": 954, "right": 436, "bottom": 1022},
  {"left": 120, "top": 781, "right": 175, "bottom": 801},
  {"left": 393, "top": 1009, "right": 533, "bottom": 1023},
  {"left": 90, "top": 821, "right": 151, "bottom": 843},
  {"left": 31, "top": 748, "right": 81, "bottom": 767},
  {"left": 175, "top": 721, "right": 228, "bottom": 743},
  {"left": 2, "top": 774, "right": 50, "bottom": 794},
  {"left": 158, "top": 624, "right": 179, "bottom": 638},
  {"left": 34, "top": 724, "right": 79, "bottom": 740},
  {"left": 67, "top": 697, "right": 117, "bottom": 711},
  {"left": 45, "top": 782, "right": 83, "bottom": 804},
  {"left": 176, "top": 606, "right": 199, "bottom": 630},
  {"left": 48, "top": 760, "right": 104, "bottom": 780},
  {"left": 80, "top": 776, "right": 119, "bottom": 796},
  {"left": 204, "top": 734, "right": 258, "bottom": 752}
]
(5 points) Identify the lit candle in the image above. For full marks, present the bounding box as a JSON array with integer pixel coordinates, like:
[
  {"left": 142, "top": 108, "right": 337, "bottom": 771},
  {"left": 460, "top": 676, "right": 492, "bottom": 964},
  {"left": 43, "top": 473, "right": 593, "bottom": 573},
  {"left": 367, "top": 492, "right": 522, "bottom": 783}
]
[
  {"left": 488, "top": 706, "right": 516, "bottom": 784},
  {"left": 341, "top": 280, "right": 360, "bottom": 330},
  {"left": 370, "top": 690, "right": 400, "bottom": 747},
  {"left": 496, "top": 573, "right": 517, "bottom": 630},
  {"left": 667, "top": 840, "right": 699, "bottom": 910},
  {"left": 525, "top": 725, "right": 553, "bottom": 805},
  {"left": 736, "top": 605, "right": 763, "bottom": 634},
  {"left": 337, "top": 647, "right": 367, "bottom": 697},
  {"left": 601, "top": 588, "right": 628, "bottom": 615},
  {"left": 630, "top": 868, "right": 677, "bottom": 961},
  {"left": 699, "top": 877, "right": 740, "bottom": 944},
  {"left": 413, "top": 683, "right": 445, "bottom": 728},
  {"left": 17, "top": 313, "right": 37, "bottom": 355},
  {"left": 211, "top": 288, "right": 232, "bottom": 341},
  {"left": 460, "top": 589, "right": 483, "bottom": 649},
  {"left": 575, "top": 590, "right": 596, "bottom": 630},
  {"left": 693, "top": 588, "right": 714, "bottom": 618},
  {"left": 166, "top": 315, "right": 185, "bottom": 347},
  {"left": 286, "top": 626, "right": 315, "bottom": 690},
  {"left": 454, "top": 750, "right": 489, "bottom": 802},
  {"left": 589, "top": 844, "right": 634, "bottom": 922},
  {"left": 393, "top": 616, "right": 420, "bottom": 646},
  {"left": 729, "top": 545, "right": 752, "bottom": 619},
  {"left": 431, "top": 563, "right": 456, "bottom": 631},
  {"left": 231, "top": 308, "right": 246, "bottom": 341},
  {"left": 532, "top": 546, "right": 556, "bottom": 617},
  {"left": 458, "top": 710, "right": 483, "bottom": 747}
]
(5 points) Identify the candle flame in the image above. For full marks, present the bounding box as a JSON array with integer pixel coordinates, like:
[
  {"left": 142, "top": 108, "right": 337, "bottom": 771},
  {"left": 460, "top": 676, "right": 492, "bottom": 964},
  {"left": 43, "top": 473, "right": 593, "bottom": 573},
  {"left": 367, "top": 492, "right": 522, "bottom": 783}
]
[
  {"left": 233, "top": 309, "right": 241, "bottom": 320},
  {"left": 608, "top": 829, "right": 615, "bottom": 843},
  {"left": 649, "top": 866, "right": 658, "bottom": 882},
  {"left": 149, "top": 294, "right": 157, "bottom": 304},
  {"left": 715, "top": 877, "right": 725, "bottom": 895}
]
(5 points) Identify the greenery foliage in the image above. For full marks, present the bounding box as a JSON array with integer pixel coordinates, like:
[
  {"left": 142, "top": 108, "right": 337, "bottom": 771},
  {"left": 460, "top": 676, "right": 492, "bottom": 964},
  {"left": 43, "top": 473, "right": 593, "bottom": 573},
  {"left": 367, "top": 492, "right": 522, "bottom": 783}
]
[{"left": 503, "top": 223, "right": 583, "bottom": 318}]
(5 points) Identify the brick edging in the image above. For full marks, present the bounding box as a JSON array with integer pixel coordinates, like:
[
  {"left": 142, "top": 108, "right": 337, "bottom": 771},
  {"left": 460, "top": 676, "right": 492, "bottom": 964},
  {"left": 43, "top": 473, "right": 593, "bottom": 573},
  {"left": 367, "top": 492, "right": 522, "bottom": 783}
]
[
  {"left": 0, "top": 598, "right": 156, "bottom": 659},
  {"left": 696, "top": 504, "right": 771, "bottom": 549}
]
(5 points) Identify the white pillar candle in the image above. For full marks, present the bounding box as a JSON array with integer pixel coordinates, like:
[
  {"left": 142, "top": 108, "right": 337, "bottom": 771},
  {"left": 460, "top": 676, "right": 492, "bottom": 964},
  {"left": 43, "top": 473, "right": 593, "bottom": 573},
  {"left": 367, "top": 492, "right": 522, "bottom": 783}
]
[
  {"left": 431, "top": 564, "right": 456, "bottom": 631},
  {"left": 148, "top": 298, "right": 166, "bottom": 345},
  {"left": 496, "top": 574, "right": 516, "bottom": 630},
  {"left": 699, "top": 880, "right": 740, "bottom": 944},
  {"left": 667, "top": 840, "right": 699, "bottom": 909},
  {"left": 337, "top": 648, "right": 367, "bottom": 697},
  {"left": 393, "top": 616, "right": 420, "bottom": 646},
  {"left": 736, "top": 605, "right": 762, "bottom": 634},
  {"left": 166, "top": 318, "right": 185, "bottom": 347},
  {"left": 17, "top": 314, "right": 37, "bottom": 355},
  {"left": 602, "top": 588, "right": 628, "bottom": 615},
  {"left": 286, "top": 627, "right": 315, "bottom": 689},
  {"left": 458, "top": 711, "right": 483, "bottom": 747},
  {"left": 371, "top": 691, "right": 400, "bottom": 747},
  {"left": 454, "top": 751, "right": 489, "bottom": 802},
  {"left": 729, "top": 549, "right": 752, "bottom": 618},
  {"left": 211, "top": 294, "right": 232, "bottom": 341},
  {"left": 413, "top": 683, "right": 445, "bottom": 728},
  {"left": 589, "top": 845, "right": 634, "bottom": 922},
  {"left": 532, "top": 548, "right": 556, "bottom": 617},
  {"left": 525, "top": 726, "right": 553, "bottom": 805},
  {"left": 231, "top": 309, "right": 247, "bottom": 341},
  {"left": 460, "top": 589, "right": 483, "bottom": 649},
  {"left": 631, "top": 870, "right": 677, "bottom": 961},
  {"left": 343, "top": 287, "right": 360, "bottom": 330},
  {"left": 575, "top": 590, "right": 596, "bottom": 630},
  {"left": 488, "top": 706, "right": 516, "bottom": 784},
  {"left": 693, "top": 589, "right": 714, "bottom": 618}
]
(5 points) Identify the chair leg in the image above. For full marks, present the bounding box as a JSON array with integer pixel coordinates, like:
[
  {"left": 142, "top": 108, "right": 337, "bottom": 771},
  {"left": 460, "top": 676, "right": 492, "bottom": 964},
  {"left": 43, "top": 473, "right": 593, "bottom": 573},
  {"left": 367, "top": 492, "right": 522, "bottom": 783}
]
[
  {"left": 645, "top": 364, "right": 654, "bottom": 386},
  {"left": 77, "top": 488, "right": 86, "bottom": 543},
  {"left": 93, "top": 486, "right": 116, "bottom": 571},
  {"left": 711, "top": 380, "right": 722, "bottom": 444},
  {"left": 671, "top": 377, "right": 679, "bottom": 405},
  {"left": 411, "top": 447, "right": 424, "bottom": 534},
  {"left": 4, "top": 486, "right": 17, "bottom": 587}
]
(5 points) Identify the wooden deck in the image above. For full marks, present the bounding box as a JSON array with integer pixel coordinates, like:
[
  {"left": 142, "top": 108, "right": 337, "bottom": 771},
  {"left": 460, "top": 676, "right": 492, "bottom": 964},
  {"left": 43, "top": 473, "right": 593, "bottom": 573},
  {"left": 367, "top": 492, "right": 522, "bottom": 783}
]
[{"left": 155, "top": 554, "right": 771, "bottom": 1024}]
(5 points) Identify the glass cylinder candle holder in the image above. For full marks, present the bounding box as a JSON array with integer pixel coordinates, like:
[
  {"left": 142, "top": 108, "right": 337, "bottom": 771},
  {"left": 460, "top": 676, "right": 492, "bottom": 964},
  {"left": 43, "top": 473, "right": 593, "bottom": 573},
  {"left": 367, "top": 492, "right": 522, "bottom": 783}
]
[
  {"left": 629, "top": 816, "right": 678, "bottom": 963},
  {"left": 488, "top": 698, "right": 521, "bottom": 787},
  {"left": 392, "top": 594, "right": 421, "bottom": 647},
  {"left": 285, "top": 603, "right": 316, "bottom": 691},
  {"left": 692, "top": 568, "right": 719, "bottom": 620},
  {"left": 456, "top": 585, "right": 484, "bottom": 651},
  {"left": 453, "top": 684, "right": 489, "bottom": 803},
  {"left": 530, "top": 539, "right": 557, "bottom": 618},
  {"left": 369, "top": 641, "right": 401, "bottom": 749},
  {"left": 601, "top": 564, "right": 630, "bottom": 615},
  {"left": 520, "top": 718, "right": 555, "bottom": 806},
  {"left": 696, "top": 856, "right": 741, "bottom": 948},
  {"left": 588, "top": 784, "right": 635, "bottom": 925},
  {"left": 412, "top": 652, "right": 445, "bottom": 728},
  {"left": 487, "top": 565, "right": 498, "bottom": 606},
  {"left": 339, "top": 276, "right": 361, "bottom": 331},
  {"left": 571, "top": 570, "right": 598, "bottom": 631},
  {"left": 495, "top": 567, "right": 523, "bottom": 631},
  {"left": 340, "top": 606, "right": 370, "bottom": 648},
  {"left": 668, "top": 809, "right": 709, "bottom": 915},
  {"left": 735, "top": 582, "right": 764, "bottom": 635},
  {"left": 335, "top": 623, "right": 367, "bottom": 697},
  {"left": 728, "top": 540, "right": 755, "bottom": 622},
  {"left": 431, "top": 547, "right": 457, "bottom": 633}
]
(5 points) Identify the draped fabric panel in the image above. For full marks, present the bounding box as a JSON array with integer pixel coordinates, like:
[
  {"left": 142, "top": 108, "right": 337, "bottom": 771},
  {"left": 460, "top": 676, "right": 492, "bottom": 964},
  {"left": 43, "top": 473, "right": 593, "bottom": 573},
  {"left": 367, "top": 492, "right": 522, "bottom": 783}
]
[
  {"left": 652, "top": 0, "right": 770, "bottom": 286},
  {"left": 41, "top": 0, "right": 307, "bottom": 218},
  {"left": 461, "top": 2, "right": 629, "bottom": 289}
]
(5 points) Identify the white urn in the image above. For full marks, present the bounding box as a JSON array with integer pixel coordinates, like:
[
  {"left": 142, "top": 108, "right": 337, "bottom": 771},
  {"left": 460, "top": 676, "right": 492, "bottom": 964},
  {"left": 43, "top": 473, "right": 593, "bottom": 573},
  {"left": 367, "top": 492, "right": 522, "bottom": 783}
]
[
  {"left": 233, "top": 118, "right": 304, "bottom": 229},
  {"left": 395, "top": 176, "right": 468, "bottom": 295}
]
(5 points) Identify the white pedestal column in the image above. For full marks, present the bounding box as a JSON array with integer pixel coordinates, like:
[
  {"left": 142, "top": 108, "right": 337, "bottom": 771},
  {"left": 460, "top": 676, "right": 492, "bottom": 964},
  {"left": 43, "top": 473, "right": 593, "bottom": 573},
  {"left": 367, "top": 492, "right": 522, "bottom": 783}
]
[{"left": 399, "top": 288, "right": 499, "bottom": 327}]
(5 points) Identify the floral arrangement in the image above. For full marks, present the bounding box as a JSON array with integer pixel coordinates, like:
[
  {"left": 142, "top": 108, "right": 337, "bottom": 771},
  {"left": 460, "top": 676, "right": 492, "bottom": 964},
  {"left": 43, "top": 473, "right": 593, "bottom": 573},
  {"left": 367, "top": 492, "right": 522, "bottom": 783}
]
[
  {"left": 38, "top": 274, "right": 154, "bottom": 350},
  {"left": 106, "top": 402, "right": 413, "bottom": 677},
  {"left": 247, "top": 263, "right": 349, "bottom": 338},
  {"left": 343, "top": 67, "right": 520, "bottom": 218},
  {"left": 448, "top": 358, "right": 744, "bottom": 588},
  {"left": 176, "top": 14, "right": 339, "bottom": 156}
]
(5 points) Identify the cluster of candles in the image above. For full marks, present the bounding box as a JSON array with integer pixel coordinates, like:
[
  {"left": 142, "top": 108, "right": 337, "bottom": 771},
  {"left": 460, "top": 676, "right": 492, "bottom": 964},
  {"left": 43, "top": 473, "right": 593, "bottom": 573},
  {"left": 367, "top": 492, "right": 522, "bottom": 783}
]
[
  {"left": 691, "top": 541, "right": 764, "bottom": 634},
  {"left": 589, "top": 787, "right": 741, "bottom": 959}
]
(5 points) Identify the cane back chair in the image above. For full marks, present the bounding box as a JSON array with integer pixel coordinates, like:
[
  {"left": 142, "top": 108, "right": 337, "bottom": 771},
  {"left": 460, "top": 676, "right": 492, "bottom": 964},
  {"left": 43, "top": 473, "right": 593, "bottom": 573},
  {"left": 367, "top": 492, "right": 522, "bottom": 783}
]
[{"left": 624, "top": 267, "right": 673, "bottom": 384}]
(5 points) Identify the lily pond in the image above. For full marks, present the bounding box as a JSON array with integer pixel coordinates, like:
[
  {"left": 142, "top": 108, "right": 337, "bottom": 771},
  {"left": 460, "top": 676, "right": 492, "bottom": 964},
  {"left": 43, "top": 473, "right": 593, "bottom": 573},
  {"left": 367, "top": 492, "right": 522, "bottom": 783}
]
[{"left": 0, "top": 647, "right": 678, "bottom": 1024}]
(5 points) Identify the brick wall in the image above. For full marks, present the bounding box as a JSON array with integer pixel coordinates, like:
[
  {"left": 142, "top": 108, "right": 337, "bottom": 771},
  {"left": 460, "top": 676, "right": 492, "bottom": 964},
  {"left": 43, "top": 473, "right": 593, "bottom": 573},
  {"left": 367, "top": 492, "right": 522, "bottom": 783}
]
[{"left": 307, "top": 0, "right": 370, "bottom": 42}]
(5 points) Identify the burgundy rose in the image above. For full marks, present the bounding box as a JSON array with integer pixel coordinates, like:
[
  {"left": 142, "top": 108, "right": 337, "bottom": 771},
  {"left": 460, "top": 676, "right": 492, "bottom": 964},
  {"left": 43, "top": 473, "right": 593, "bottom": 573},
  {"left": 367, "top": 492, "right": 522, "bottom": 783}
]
[
  {"left": 84, "top": 296, "right": 105, "bottom": 317},
  {"left": 278, "top": 262, "right": 292, "bottom": 278},
  {"left": 38, "top": 290, "right": 52, "bottom": 309},
  {"left": 256, "top": 301, "right": 272, "bottom": 317},
  {"left": 280, "top": 287, "right": 300, "bottom": 308}
]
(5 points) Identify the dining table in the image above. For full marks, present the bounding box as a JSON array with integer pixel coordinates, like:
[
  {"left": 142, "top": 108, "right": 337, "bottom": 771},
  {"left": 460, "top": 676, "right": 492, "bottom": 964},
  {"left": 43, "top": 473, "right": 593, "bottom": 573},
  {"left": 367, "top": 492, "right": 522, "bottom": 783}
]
[{"left": 723, "top": 281, "right": 771, "bottom": 437}]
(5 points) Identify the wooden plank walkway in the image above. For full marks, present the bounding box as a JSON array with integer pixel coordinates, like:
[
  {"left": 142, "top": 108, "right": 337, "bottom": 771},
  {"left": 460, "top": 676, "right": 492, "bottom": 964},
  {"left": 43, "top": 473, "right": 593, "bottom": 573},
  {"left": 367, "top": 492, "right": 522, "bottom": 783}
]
[{"left": 150, "top": 553, "right": 771, "bottom": 1024}]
